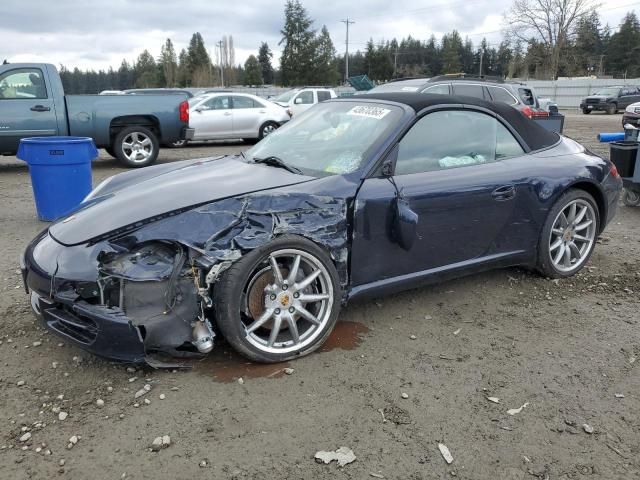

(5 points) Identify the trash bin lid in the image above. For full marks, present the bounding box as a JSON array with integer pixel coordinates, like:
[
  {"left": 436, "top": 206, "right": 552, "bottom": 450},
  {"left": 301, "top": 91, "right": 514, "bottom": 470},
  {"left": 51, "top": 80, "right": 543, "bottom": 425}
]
[{"left": 19, "top": 136, "right": 94, "bottom": 144}]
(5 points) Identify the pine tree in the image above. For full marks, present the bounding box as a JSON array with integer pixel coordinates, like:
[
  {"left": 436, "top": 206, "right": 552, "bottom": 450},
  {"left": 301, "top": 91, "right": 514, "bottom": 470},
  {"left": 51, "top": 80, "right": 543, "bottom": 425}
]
[
  {"left": 441, "top": 31, "right": 463, "bottom": 73},
  {"left": 159, "top": 38, "right": 178, "bottom": 87},
  {"left": 135, "top": 49, "right": 158, "bottom": 88},
  {"left": 606, "top": 12, "right": 640, "bottom": 77},
  {"left": 244, "top": 55, "right": 263, "bottom": 85},
  {"left": 186, "top": 32, "right": 211, "bottom": 86},
  {"left": 258, "top": 42, "right": 274, "bottom": 84},
  {"left": 314, "top": 25, "right": 339, "bottom": 84},
  {"left": 279, "top": 0, "right": 317, "bottom": 85}
]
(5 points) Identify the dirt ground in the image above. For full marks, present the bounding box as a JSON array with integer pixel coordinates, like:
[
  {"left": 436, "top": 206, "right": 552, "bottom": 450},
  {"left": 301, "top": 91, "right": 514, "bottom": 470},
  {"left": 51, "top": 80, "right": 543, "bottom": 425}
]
[{"left": 0, "top": 113, "right": 638, "bottom": 480}]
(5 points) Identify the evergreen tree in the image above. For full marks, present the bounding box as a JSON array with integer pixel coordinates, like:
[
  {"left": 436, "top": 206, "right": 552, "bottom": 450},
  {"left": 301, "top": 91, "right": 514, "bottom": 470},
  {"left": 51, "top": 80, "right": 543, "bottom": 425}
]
[
  {"left": 159, "top": 38, "right": 178, "bottom": 87},
  {"left": 117, "top": 60, "right": 134, "bottom": 90},
  {"left": 314, "top": 25, "right": 339, "bottom": 84},
  {"left": 441, "top": 31, "right": 463, "bottom": 73},
  {"left": 177, "top": 49, "right": 189, "bottom": 87},
  {"left": 258, "top": 42, "right": 275, "bottom": 84},
  {"left": 186, "top": 32, "right": 211, "bottom": 86},
  {"left": 244, "top": 54, "right": 263, "bottom": 85},
  {"left": 135, "top": 49, "right": 158, "bottom": 88},
  {"left": 606, "top": 12, "right": 640, "bottom": 77},
  {"left": 279, "top": 0, "right": 317, "bottom": 85}
]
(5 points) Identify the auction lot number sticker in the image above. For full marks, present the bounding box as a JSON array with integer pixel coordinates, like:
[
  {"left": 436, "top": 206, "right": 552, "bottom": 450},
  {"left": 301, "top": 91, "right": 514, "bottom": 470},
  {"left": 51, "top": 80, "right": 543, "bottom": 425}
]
[{"left": 347, "top": 105, "right": 391, "bottom": 120}]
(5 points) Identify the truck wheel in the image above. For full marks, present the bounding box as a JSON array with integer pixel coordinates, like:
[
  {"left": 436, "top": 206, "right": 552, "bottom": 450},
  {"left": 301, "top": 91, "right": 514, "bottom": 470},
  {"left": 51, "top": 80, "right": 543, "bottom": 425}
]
[
  {"left": 606, "top": 104, "right": 617, "bottom": 115},
  {"left": 113, "top": 126, "right": 159, "bottom": 168},
  {"left": 582, "top": 108, "right": 591, "bottom": 114}
]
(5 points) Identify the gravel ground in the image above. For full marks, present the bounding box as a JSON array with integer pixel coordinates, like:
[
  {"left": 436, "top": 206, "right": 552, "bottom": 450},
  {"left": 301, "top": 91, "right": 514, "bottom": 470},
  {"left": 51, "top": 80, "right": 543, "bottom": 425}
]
[{"left": 0, "top": 113, "right": 638, "bottom": 479}]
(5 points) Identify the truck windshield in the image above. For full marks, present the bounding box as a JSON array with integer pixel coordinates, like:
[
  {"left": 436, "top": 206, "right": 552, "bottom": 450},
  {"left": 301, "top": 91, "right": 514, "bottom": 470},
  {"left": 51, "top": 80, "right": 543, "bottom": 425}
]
[
  {"left": 594, "top": 88, "right": 620, "bottom": 96},
  {"left": 273, "top": 89, "right": 298, "bottom": 103},
  {"left": 246, "top": 101, "right": 403, "bottom": 176}
]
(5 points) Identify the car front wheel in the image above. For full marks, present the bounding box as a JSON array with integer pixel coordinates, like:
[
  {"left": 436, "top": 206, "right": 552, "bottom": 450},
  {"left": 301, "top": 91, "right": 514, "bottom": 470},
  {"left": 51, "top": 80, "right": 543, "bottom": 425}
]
[
  {"left": 259, "top": 121, "right": 279, "bottom": 140},
  {"left": 536, "top": 189, "right": 599, "bottom": 278},
  {"left": 214, "top": 235, "right": 341, "bottom": 363}
]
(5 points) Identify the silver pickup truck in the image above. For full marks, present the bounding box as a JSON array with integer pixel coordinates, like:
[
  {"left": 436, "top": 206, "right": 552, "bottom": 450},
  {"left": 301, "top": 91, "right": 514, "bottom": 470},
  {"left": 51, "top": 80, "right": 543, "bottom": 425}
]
[{"left": 0, "top": 63, "right": 194, "bottom": 167}]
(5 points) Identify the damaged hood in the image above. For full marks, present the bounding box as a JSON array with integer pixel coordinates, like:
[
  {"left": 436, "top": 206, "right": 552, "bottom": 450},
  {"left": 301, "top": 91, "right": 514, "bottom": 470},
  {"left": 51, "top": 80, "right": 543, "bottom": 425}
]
[{"left": 49, "top": 156, "right": 315, "bottom": 246}]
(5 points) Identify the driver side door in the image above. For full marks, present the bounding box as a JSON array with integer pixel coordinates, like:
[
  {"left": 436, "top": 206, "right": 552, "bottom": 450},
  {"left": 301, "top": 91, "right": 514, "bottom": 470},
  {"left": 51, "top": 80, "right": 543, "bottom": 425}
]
[{"left": 351, "top": 108, "right": 531, "bottom": 290}]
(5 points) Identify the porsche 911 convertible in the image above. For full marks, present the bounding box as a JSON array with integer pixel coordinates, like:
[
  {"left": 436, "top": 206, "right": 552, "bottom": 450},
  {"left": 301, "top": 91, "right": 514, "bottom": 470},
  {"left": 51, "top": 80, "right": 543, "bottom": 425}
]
[{"left": 22, "top": 93, "right": 623, "bottom": 365}]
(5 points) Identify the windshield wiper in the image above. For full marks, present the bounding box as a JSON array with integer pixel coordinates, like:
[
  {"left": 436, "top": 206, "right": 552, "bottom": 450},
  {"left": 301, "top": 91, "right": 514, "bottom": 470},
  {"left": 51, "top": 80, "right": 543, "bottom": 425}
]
[{"left": 252, "top": 156, "right": 303, "bottom": 175}]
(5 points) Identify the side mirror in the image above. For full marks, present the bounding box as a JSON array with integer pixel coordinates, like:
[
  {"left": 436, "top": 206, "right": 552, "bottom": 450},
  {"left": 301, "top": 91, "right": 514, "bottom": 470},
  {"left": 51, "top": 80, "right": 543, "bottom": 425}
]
[
  {"left": 294, "top": 97, "right": 303, "bottom": 105},
  {"left": 391, "top": 196, "right": 418, "bottom": 251}
]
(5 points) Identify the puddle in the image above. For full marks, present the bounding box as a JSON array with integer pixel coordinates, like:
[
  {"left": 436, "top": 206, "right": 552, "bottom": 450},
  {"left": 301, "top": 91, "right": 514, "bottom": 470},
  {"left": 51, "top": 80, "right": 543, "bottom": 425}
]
[
  {"left": 195, "top": 321, "right": 368, "bottom": 381},
  {"left": 319, "top": 321, "right": 369, "bottom": 352},
  {"left": 195, "top": 348, "right": 290, "bottom": 383}
]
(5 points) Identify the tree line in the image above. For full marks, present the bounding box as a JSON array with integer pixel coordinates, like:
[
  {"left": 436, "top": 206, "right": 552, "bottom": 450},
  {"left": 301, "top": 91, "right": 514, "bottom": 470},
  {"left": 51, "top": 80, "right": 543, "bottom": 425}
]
[{"left": 56, "top": 0, "right": 640, "bottom": 94}]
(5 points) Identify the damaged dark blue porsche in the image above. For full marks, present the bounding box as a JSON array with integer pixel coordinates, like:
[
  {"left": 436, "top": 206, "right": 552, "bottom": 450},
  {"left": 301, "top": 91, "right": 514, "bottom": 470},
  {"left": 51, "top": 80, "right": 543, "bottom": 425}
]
[{"left": 21, "top": 93, "right": 623, "bottom": 365}]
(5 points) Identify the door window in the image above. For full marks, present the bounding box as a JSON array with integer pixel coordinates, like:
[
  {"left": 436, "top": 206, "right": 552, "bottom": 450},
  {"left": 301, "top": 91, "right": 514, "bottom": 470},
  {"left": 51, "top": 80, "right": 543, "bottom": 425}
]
[
  {"left": 517, "top": 88, "right": 535, "bottom": 106},
  {"left": 203, "top": 96, "right": 231, "bottom": 110},
  {"left": 232, "top": 96, "right": 259, "bottom": 109},
  {"left": 422, "top": 84, "right": 450, "bottom": 95},
  {"left": 452, "top": 84, "right": 485, "bottom": 99},
  {"left": 317, "top": 90, "right": 332, "bottom": 102},
  {"left": 395, "top": 109, "right": 524, "bottom": 175},
  {"left": 488, "top": 86, "right": 518, "bottom": 105},
  {"left": 295, "top": 91, "right": 314, "bottom": 104},
  {"left": 0, "top": 68, "right": 47, "bottom": 99}
]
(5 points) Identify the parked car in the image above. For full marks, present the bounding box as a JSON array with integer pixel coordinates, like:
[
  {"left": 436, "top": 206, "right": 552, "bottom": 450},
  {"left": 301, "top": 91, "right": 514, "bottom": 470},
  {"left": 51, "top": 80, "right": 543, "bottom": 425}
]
[
  {"left": 580, "top": 86, "right": 640, "bottom": 114},
  {"left": 0, "top": 64, "right": 193, "bottom": 167},
  {"left": 622, "top": 101, "right": 640, "bottom": 127},
  {"left": 271, "top": 87, "right": 337, "bottom": 116},
  {"left": 22, "top": 93, "right": 622, "bottom": 365},
  {"left": 186, "top": 92, "right": 290, "bottom": 144},
  {"left": 367, "top": 75, "right": 549, "bottom": 118},
  {"left": 124, "top": 88, "right": 194, "bottom": 98}
]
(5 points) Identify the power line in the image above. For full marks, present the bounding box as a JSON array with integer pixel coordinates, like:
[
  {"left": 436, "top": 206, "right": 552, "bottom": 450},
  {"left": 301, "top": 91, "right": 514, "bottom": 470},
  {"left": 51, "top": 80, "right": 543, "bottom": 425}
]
[{"left": 341, "top": 18, "right": 355, "bottom": 82}]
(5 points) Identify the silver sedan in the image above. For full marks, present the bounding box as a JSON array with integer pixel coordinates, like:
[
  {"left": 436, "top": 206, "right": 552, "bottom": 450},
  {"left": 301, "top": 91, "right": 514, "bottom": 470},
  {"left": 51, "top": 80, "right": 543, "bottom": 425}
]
[{"left": 185, "top": 93, "right": 290, "bottom": 144}]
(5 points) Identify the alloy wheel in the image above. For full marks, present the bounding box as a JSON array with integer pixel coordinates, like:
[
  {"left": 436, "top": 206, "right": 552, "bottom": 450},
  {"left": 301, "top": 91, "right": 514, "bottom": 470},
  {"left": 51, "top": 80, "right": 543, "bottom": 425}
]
[
  {"left": 262, "top": 124, "right": 277, "bottom": 137},
  {"left": 241, "top": 248, "right": 334, "bottom": 355},
  {"left": 122, "top": 132, "right": 153, "bottom": 163},
  {"left": 548, "top": 199, "right": 597, "bottom": 273}
]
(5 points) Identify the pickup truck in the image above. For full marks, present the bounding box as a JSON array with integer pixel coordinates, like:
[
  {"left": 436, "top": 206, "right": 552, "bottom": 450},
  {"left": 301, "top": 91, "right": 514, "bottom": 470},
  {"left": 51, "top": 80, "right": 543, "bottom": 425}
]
[
  {"left": 580, "top": 86, "right": 640, "bottom": 115},
  {"left": 271, "top": 87, "right": 337, "bottom": 116},
  {"left": 0, "top": 63, "right": 194, "bottom": 167}
]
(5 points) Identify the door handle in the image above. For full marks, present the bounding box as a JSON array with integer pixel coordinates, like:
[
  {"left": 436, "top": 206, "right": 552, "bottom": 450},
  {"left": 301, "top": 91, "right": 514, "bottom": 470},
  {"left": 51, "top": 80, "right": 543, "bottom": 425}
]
[
  {"left": 30, "top": 105, "right": 51, "bottom": 112},
  {"left": 492, "top": 185, "right": 516, "bottom": 201}
]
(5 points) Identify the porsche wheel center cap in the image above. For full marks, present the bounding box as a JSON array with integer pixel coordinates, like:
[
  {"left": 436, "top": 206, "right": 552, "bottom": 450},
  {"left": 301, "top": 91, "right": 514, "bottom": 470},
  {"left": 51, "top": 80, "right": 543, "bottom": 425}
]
[{"left": 278, "top": 293, "right": 291, "bottom": 307}]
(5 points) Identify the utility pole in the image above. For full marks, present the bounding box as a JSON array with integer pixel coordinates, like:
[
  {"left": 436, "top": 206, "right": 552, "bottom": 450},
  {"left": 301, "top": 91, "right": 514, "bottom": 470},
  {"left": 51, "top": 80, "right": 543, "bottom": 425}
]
[
  {"left": 393, "top": 44, "right": 399, "bottom": 78},
  {"left": 217, "top": 40, "right": 224, "bottom": 87},
  {"left": 479, "top": 49, "right": 484, "bottom": 77},
  {"left": 597, "top": 54, "right": 605, "bottom": 78},
  {"left": 341, "top": 18, "right": 355, "bottom": 83}
]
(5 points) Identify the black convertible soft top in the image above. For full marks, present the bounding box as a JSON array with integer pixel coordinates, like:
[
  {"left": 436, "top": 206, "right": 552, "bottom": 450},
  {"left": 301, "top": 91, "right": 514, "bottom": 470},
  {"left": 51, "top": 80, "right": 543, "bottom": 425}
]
[{"left": 354, "top": 92, "right": 561, "bottom": 152}]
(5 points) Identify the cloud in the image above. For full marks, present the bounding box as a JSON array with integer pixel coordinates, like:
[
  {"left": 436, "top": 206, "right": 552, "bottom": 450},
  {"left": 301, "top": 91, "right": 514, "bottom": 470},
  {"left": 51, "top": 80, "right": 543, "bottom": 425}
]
[{"left": 0, "top": 0, "right": 634, "bottom": 70}]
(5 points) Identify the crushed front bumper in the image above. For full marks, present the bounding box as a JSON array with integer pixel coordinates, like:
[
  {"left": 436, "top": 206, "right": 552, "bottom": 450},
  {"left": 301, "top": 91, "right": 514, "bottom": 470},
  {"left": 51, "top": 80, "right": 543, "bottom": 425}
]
[{"left": 22, "top": 233, "right": 146, "bottom": 363}]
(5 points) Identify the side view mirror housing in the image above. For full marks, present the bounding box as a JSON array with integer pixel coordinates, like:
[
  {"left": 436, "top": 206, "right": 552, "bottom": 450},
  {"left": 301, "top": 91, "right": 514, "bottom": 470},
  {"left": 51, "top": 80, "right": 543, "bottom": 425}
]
[{"left": 392, "top": 196, "right": 418, "bottom": 251}]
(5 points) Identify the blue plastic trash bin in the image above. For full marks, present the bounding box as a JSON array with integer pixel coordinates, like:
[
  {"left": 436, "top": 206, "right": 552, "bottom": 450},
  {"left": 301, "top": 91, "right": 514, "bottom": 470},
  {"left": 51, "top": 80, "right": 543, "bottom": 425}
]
[{"left": 17, "top": 137, "right": 97, "bottom": 221}]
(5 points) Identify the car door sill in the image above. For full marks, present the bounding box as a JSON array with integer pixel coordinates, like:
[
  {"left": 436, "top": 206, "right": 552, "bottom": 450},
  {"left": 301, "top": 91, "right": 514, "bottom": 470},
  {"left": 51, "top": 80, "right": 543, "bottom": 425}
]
[{"left": 347, "top": 250, "right": 527, "bottom": 302}]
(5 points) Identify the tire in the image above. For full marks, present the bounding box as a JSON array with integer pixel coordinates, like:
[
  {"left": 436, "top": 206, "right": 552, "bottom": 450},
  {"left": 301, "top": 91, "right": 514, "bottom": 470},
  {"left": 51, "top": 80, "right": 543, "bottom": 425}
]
[
  {"left": 582, "top": 108, "right": 591, "bottom": 114},
  {"left": 113, "top": 126, "right": 159, "bottom": 168},
  {"left": 105, "top": 147, "right": 116, "bottom": 158},
  {"left": 622, "top": 189, "right": 640, "bottom": 207},
  {"left": 214, "top": 235, "right": 342, "bottom": 363},
  {"left": 258, "top": 121, "right": 279, "bottom": 140},
  {"left": 536, "top": 189, "right": 600, "bottom": 278},
  {"left": 606, "top": 104, "right": 617, "bottom": 115}
]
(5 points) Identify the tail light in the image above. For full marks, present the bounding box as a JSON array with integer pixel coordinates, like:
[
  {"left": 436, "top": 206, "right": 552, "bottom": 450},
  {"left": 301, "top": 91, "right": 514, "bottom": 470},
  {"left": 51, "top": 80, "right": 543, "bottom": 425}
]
[
  {"left": 610, "top": 164, "right": 620, "bottom": 178},
  {"left": 179, "top": 101, "right": 189, "bottom": 123},
  {"left": 521, "top": 106, "right": 549, "bottom": 118}
]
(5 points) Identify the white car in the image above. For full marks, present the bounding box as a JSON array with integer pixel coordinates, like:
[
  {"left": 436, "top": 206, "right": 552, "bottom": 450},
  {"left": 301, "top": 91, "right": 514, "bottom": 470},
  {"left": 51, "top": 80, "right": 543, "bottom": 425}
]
[
  {"left": 185, "top": 93, "right": 290, "bottom": 145},
  {"left": 271, "top": 87, "right": 337, "bottom": 116}
]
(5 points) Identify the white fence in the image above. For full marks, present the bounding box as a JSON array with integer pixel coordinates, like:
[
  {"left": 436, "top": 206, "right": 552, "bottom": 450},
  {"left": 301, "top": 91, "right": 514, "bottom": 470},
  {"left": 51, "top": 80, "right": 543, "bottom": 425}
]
[{"left": 525, "top": 79, "right": 640, "bottom": 109}]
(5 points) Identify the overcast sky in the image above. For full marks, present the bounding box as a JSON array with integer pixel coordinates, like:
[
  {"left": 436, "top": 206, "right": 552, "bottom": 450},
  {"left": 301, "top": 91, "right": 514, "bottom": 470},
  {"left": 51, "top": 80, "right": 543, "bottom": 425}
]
[{"left": 1, "top": 0, "right": 639, "bottom": 70}]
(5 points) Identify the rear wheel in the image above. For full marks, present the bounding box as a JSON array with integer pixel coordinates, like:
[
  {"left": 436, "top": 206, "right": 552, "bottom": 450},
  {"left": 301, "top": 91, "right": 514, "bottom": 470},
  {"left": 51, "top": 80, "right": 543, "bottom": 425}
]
[
  {"left": 113, "top": 126, "right": 159, "bottom": 168},
  {"left": 536, "top": 189, "right": 599, "bottom": 278},
  {"left": 214, "top": 235, "right": 341, "bottom": 363},
  {"left": 623, "top": 189, "right": 640, "bottom": 207}
]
